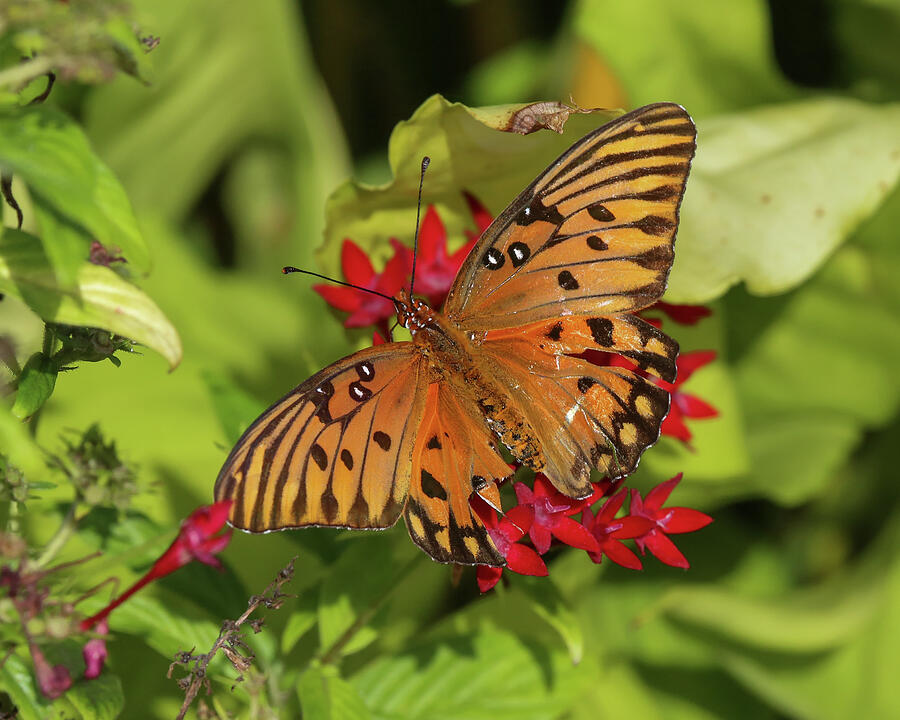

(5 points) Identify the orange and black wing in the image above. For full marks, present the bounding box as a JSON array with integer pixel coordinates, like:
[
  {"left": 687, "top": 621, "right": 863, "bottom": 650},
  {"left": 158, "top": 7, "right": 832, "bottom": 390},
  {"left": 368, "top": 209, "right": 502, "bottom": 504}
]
[
  {"left": 444, "top": 103, "right": 696, "bottom": 330},
  {"left": 404, "top": 384, "right": 512, "bottom": 566},
  {"left": 214, "top": 343, "right": 427, "bottom": 532}
]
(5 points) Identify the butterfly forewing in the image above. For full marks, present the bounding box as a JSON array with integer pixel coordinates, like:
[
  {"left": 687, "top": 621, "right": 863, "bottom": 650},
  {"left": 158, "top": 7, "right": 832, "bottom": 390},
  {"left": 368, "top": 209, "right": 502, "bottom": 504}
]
[
  {"left": 214, "top": 344, "right": 427, "bottom": 532},
  {"left": 444, "top": 103, "right": 696, "bottom": 330}
]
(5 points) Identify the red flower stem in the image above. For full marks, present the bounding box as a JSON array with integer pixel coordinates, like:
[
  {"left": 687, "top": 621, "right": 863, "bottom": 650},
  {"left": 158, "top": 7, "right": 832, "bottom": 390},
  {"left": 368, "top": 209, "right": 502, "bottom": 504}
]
[{"left": 79, "top": 571, "right": 155, "bottom": 631}]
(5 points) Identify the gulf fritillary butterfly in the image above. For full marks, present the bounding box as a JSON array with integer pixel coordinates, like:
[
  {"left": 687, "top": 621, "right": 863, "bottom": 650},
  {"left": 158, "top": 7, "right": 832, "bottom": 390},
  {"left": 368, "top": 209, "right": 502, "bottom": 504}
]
[{"left": 214, "top": 103, "right": 696, "bottom": 566}]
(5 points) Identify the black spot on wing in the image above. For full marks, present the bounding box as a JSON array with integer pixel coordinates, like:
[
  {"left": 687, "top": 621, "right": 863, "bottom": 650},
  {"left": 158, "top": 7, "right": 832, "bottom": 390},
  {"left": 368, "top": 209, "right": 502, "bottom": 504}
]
[
  {"left": 420, "top": 469, "right": 448, "bottom": 501},
  {"left": 349, "top": 381, "right": 372, "bottom": 402},
  {"left": 557, "top": 270, "right": 579, "bottom": 290},
  {"left": 427, "top": 434, "right": 442, "bottom": 450},
  {"left": 587, "top": 203, "right": 615, "bottom": 222},
  {"left": 482, "top": 247, "right": 505, "bottom": 270},
  {"left": 311, "top": 444, "right": 328, "bottom": 471},
  {"left": 340, "top": 448, "right": 354, "bottom": 470},
  {"left": 508, "top": 241, "right": 531, "bottom": 267},
  {"left": 373, "top": 431, "right": 392, "bottom": 451},
  {"left": 586, "top": 317, "right": 614, "bottom": 347},
  {"left": 546, "top": 322, "right": 563, "bottom": 341}
]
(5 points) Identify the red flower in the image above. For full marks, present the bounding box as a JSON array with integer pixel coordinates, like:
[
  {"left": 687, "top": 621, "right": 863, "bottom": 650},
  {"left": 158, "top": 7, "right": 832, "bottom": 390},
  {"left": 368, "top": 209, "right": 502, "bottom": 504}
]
[
  {"left": 581, "top": 490, "right": 654, "bottom": 570},
  {"left": 313, "top": 239, "right": 411, "bottom": 330},
  {"left": 648, "top": 301, "right": 712, "bottom": 326},
  {"left": 513, "top": 475, "right": 600, "bottom": 554},
  {"left": 80, "top": 501, "right": 233, "bottom": 631},
  {"left": 474, "top": 501, "right": 547, "bottom": 593},
  {"left": 629, "top": 474, "right": 713, "bottom": 569},
  {"left": 655, "top": 350, "right": 719, "bottom": 444}
]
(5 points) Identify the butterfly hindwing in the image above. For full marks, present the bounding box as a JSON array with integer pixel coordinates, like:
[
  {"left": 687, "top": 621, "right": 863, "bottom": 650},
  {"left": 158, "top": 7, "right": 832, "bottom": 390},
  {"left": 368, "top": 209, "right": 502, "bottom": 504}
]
[
  {"left": 481, "top": 330, "right": 671, "bottom": 490},
  {"left": 405, "top": 384, "right": 510, "bottom": 566},
  {"left": 214, "top": 344, "right": 427, "bottom": 532},
  {"left": 444, "top": 103, "right": 696, "bottom": 330}
]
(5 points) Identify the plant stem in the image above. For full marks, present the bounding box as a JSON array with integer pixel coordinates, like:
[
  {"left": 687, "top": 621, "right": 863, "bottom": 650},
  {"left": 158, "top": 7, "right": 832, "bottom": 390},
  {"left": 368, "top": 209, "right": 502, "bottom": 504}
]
[
  {"left": 317, "top": 554, "right": 420, "bottom": 665},
  {"left": 33, "top": 501, "right": 78, "bottom": 569}
]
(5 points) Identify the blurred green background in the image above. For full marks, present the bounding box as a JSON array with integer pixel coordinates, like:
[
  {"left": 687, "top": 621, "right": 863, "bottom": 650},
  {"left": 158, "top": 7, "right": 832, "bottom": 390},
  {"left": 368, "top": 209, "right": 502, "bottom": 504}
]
[{"left": 2, "top": 0, "right": 900, "bottom": 718}]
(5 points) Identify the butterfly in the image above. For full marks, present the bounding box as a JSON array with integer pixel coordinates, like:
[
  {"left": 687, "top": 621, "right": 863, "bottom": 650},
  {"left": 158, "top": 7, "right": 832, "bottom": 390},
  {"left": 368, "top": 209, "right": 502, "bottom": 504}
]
[{"left": 214, "top": 103, "right": 696, "bottom": 566}]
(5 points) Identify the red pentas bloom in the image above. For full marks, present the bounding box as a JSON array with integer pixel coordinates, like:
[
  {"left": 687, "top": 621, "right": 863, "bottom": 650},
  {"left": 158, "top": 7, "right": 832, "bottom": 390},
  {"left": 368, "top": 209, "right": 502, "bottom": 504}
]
[
  {"left": 629, "top": 474, "right": 713, "bottom": 569},
  {"left": 582, "top": 489, "right": 655, "bottom": 570},
  {"left": 472, "top": 499, "right": 547, "bottom": 593},
  {"left": 513, "top": 475, "right": 601, "bottom": 555},
  {"left": 654, "top": 350, "right": 719, "bottom": 444},
  {"left": 80, "top": 501, "right": 232, "bottom": 631},
  {"left": 315, "top": 192, "right": 493, "bottom": 340},
  {"left": 313, "top": 239, "right": 411, "bottom": 334},
  {"left": 647, "top": 301, "right": 712, "bottom": 326}
]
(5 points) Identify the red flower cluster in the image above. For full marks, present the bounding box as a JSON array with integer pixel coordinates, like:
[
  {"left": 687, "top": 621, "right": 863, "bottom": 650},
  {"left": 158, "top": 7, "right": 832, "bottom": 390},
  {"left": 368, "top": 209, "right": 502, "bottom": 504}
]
[{"left": 474, "top": 473, "right": 712, "bottom": 591}]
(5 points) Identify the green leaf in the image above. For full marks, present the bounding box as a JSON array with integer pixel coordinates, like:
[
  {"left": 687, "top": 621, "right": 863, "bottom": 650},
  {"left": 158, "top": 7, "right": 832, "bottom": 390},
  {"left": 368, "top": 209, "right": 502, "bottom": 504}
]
[
  {"left": 299, "top": 662, "right": 372, "bottom": 720},
  {"left": 517, "top": 576, "right": 584, "bottom": 664},
  {"left": 318, "top": 534, "right": 404, "bottom": 659},
  {"left": 351, "top": 628, "right": 594, "bottom": 720},
  {"left": 573, "top": 0, "right": 795, "bottom": 116},
  {"left": 0, "top": 106, "right": 150, "bottom": 284},
  {"left": 11, "top": 351, "right": 57, "bottom": 419},
  {"left": 282, "top": 591, "right": 318, "bottom": 655},
  {"left": 64, "top": 673, "right": 125, "bottom": 720},
  {"left": 319, "top": 94, "right": 617, "bottom": 277},
  {"left": 0, "top": 228, "right": 181, "bottom": 368},
  {"left": 730, "top": 184, "right": 900, "bottom": 503},
  {"left": 0, "top": 652, "right": 46, "bottom": 720},
  {"left": 668, "top": 97, "right": 900, "bottom": 302}
]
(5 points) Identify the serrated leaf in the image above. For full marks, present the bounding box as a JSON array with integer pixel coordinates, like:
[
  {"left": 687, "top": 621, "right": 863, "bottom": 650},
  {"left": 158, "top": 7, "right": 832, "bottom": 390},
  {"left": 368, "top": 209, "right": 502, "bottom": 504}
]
[
  {"left": 0, "top": 228, "right": 181, "bottom": 368},
  {"left": 299, "top": 663, "right": 371, "bottom": 720},
  {"left": 11, "top": 351, "right": 57, "bottom": 419},
  {"left": 351, "top": 628, "right": 593, "bottom": 720},
  {"left": 669, "top": 97, "right": 900, "bottom": 302}
]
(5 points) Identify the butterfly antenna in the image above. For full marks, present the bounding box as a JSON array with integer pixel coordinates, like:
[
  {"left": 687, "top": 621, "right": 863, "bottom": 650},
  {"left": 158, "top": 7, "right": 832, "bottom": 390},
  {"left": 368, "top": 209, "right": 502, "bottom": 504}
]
[
  {"left": 282, "top": 266, "right": 395, "bottom": 303},
  {"left": 409, "top": 156, "right": 430, "bottom": 297}
]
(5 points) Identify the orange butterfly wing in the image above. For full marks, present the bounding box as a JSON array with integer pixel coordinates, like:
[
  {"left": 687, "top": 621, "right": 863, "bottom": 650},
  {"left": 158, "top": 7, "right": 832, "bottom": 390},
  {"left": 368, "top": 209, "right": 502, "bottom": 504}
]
[
  {"left": 445, "top": 103, "right": 695, "bottom": 329},
  {"left": 214, "top": 344, "right": 428, "bottom": 532},
  {"left": 405, "top": 383, "right": 510, "bottom": 566},
  {"left": 442, "top": 103, "right": 694, "bottom": 496}
]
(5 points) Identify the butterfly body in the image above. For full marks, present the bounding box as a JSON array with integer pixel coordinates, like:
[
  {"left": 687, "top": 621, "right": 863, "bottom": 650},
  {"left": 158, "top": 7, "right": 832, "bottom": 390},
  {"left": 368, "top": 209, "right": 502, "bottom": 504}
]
[
  {"left": 397, "top": 289, "right": 546, "bottom": 476},
  {"left": 215, "top": 102, "right": 697, "bottom": 566}
]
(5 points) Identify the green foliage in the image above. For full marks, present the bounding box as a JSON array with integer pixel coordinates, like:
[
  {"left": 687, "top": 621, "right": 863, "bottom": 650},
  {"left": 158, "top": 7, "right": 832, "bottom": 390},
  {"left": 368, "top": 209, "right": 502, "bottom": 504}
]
[{"left": 2, "top": 1, "right": 899, "bottom": 718}]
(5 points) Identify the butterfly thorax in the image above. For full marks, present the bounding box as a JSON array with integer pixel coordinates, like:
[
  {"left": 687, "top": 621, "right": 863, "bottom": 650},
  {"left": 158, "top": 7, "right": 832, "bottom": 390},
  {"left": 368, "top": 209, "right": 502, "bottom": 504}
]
[{"left": 394, "top": 289, "right": 544, "bottom": 470}]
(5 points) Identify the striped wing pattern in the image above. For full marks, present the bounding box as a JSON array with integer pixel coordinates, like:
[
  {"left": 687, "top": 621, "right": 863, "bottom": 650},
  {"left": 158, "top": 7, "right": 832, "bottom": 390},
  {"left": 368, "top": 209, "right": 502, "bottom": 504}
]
[
  {"left": 214, "top": 344, "right": 427, "bottom": 532},
  {"left": 444, "top": 103, "right": 696, "bottom": 330}
]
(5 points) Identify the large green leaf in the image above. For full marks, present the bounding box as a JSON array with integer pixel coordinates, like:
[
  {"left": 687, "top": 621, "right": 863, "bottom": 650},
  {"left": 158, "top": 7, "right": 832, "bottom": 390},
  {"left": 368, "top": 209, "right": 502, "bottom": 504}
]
[
  {"left": 0, "top": 229, "right": 181, "bottom": 369},
  {"left": 298, "top": 662, "right": 371, "bottom": 720},
  {"left": 670, "top": 97, "right": 900, "bottom": 302},
  {"left": 351, "top": 628, "right": 595, "bottom": 720},
  {"left": 319, "top": 94, "right": 617, "bottom": 276},
  {"left": 572, "top": 0, "right": 795, "bottom": 117},
  {"left": 0, "top": 106, "right": 149, "bottom": 285}
]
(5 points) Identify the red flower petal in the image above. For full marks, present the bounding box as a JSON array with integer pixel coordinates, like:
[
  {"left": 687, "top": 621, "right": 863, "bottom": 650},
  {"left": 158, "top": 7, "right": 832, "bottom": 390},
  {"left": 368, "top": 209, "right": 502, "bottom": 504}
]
[
  {"left": 677, "top": 393, "right": 719, "bottom": 419},
  {"left": 504, "top": 505, "right": 535, "bottom": 537},
  {"left": 417, "top": 206, "right": 446, "bottom": 262},
  {"left": 340, "top": 239, "right": 375, "bottom": 287},
  {"left": 643, "top": 530, "right": 690, "bottom": 568},
  {"left": 609, "top": 515, "right": 655, "bottom": 539},
  {"left": 642, "top": 474, "right": 683, "bottom": 512},
  {"left": 477, "top": 565, "right": 503, "bottom": 592},
  {"left": 660, "top": 409, "right": 692, "bottom": 443},
  {"left": 653, "top": 302, "right": 712, "bottom": 325},
  {"left": 313, "top": 284, "right": 362, "bottom": 313},
  {"left": 595, "top": 540, "right": 644, "bottom": 570},
  {"left": 506, "top": 544, "right": 548, "bottom": 576},
  {"left": 551, "top": 516, "right": 601, "bottom": 552},
  {"left": 658, "top": 508, "right": 713, "bottom": 534},
  {"left": 675, "top": 350, "right": 717, "bottom": 385},
  {"left": 530, "top": 523, "right": 554, "bottom": 554}
]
